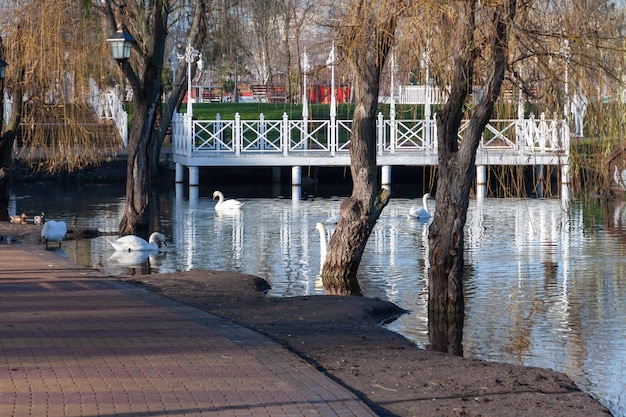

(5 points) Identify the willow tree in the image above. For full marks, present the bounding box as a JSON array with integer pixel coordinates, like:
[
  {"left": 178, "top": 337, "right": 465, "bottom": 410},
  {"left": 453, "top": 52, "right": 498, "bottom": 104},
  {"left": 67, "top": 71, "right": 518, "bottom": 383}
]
[
  {"left": 320, "top": 0, "right": 404, "bottom": 294},
  {"left": 0, "top": 0, "right": 117, "bottom": 221},
  {"left": 387, "top": 0, "right": 625, "bottom": 342},
  {"left": 98, "top": 0, "right": 207, "bottom": 236}
]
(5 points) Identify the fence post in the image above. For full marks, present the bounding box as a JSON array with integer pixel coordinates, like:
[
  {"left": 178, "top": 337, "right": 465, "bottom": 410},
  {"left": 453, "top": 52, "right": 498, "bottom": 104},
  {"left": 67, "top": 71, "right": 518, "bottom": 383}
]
[
  {"left": 260, "top": 113, "right": 266, "bottom": 150},
  {"left": 330, "top": 108, "right": 336, "bottom": 157},
  {"left": 234, "top": 112, "right": 241, "bottom": 156},
  {"left": 215, "top": 113, "right": 222, "bottom": 150},
  {"left": 377, "top": 112, "right": 385, "bottom": 156},
  {"left": 282, "top": 112, "right": 289, "bottom": 156}
]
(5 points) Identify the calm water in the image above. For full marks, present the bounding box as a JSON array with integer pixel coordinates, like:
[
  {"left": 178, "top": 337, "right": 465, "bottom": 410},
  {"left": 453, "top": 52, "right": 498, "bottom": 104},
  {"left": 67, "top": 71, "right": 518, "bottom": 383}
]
[{"left": 10, "top": 182, "right": 626, "bottom": 416}]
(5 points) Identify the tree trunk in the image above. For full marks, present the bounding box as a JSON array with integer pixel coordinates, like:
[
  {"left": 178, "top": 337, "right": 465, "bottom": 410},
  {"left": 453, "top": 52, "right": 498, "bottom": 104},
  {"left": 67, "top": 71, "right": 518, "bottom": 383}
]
[
  {"left": 105, "top": 0, "right": 207, "bottom": 236},
  {"left": 118, "top": 93, "right": 157, "bottom": 237},
  {"left": 428, "top": 1, "right": 516, "bottom": 322},
  {"left": 320, "top": 1, "right": 395, "bottom": 295}
]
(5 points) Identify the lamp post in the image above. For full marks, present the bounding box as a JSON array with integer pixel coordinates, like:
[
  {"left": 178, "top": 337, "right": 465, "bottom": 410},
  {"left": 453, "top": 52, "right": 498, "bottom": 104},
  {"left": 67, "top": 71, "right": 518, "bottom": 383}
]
[
  {"left": 178, "top": 43, "right": 201, "bottom": 117},
  {"left": 106, "top": 28, "right": 135, "bottom": 61}
]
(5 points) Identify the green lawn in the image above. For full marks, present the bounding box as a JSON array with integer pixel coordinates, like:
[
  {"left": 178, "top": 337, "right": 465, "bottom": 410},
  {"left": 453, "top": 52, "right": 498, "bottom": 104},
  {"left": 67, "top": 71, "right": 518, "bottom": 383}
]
[{"left": 182, "top": 102, "right": 431, "bottom": 120}]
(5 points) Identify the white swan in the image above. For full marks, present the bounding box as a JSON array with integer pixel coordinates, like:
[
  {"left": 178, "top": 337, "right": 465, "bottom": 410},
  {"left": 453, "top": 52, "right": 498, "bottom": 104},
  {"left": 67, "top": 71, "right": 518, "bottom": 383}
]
[
  {"left": 315, "top": 222, "right": 329, "bottom": 263},
  {"left": 109, "top": 250, "right": 158, "bottom": 267},
  {"left": 212, "top": 190, "right": 244, "bottom": 211},
  {"left": 408, "top": 193, "right": 432, "bottom": 219},
  {"left": 324, "top": 213, "right": 340, "bottom": 224},
  {"left": 41, "top": 220, "right": 67, "bottom": 248},
  {"left": 109, "top": 232, "right": 166, "bottom": 252}
]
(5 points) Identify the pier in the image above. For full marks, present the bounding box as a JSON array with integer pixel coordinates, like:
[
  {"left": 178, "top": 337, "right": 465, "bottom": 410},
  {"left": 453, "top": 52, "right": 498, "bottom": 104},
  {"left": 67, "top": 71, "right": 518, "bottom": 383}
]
[{"left": 170, "top": 111, "right": 570, "bottom": 201}]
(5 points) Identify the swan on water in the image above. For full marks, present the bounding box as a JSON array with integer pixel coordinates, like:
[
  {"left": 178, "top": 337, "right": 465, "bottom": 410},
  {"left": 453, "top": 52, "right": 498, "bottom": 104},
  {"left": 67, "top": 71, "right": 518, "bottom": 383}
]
[
  {"left": 324, "top": 213, "right": 340, "bottom": 225},
  {"left": 212, "top": 190, "right": 244, "bottom": 211},
  {"left": 41, "top": 220, "right": 67, "bottom": 248},
  {"left": 408, "top": 193, "right": 432, "bottom": 219},
  {"left": 109, "top": 250, "right": 159, "bottom": 267},
  {"left": 314, "top": 222, "right": 335, "bottom": 266},
  {"left": 109, "top": 232, "right": 167, "bottom": 252}
]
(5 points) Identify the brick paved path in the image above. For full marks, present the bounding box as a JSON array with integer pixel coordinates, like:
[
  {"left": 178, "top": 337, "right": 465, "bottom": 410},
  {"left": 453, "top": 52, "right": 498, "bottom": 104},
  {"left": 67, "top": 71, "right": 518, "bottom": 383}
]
[{"left": 0, "top": 245, "right": 376, "bottom": 417}]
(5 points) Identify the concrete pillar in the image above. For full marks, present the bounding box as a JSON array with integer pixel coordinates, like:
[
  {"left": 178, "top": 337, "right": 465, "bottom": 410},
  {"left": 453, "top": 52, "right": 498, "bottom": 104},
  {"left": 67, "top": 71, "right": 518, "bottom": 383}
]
[
  {"left": 292, "top": 186, "right": 301, "bottom": 205},
  {"left": 561, "top": 164, "right": 571, "bottom": 209},
  {"left": 175, "top": 183, "right": 184, "bottom": 200},
  {"left": 292, "top": 166, "right": 301, "bottom": 186},
  {"left": 175, "top": 163, "right": 184, "bottom": 183},
  {"left": 381, "top": 166, "right": 392, "bottom": 190},
  {"left": 188, "top": 166, "right": 200, "bottom": 186},
  {"left": 476, "top": 165, "right": 487, "bottom": 201},
  {"left": 189, "top": 186, "right": 199, "bottom": 203}
]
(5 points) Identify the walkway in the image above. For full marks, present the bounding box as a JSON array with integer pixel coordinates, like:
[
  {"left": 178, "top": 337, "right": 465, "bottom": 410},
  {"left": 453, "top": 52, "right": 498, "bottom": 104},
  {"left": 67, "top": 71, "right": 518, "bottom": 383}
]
[{"left": 0, "top": 245, "right": 376, "bottom": 417}]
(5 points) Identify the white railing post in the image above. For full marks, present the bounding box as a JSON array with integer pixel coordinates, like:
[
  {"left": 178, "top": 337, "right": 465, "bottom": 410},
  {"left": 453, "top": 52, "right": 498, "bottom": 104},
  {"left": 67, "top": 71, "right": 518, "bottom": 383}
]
[
  {"left": 234, "top": 112, "right": 241, "bottom": 156},
  {"left": 259, "top": 113, "right": 266, "bottom": 150},
  {"left": 214, "top": 113, "right": 222, "bottom": 150},
  {"left": 282, "top": 112, "right": 289, "bottom": 156},
  {"left": 377, "top": 112, "right": 385, "bottom": 156},
  {"left": 329, "top": 108, "right": 337, "bottom": 157}
]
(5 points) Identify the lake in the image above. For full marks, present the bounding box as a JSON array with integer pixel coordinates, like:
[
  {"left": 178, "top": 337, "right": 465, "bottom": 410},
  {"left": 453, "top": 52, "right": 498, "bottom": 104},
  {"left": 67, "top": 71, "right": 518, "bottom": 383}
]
[{"left": 10, "top": 182, "right": 626, "bottom": 416}]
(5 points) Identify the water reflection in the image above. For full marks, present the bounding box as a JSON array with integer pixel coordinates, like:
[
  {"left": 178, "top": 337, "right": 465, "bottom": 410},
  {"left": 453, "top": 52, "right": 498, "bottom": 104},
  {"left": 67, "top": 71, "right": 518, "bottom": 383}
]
[{"left": 9, "top": 184, "right": 626, "bottom": 417}]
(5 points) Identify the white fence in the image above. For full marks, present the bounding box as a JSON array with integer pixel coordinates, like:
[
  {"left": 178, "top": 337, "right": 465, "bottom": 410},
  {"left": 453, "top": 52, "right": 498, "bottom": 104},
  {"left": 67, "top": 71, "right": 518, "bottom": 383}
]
[
  {"left": 89, "top": 79, "right": 128, "bottom": 146},
  {"left": 172, "top": 111, "right": 569, "bottom": 167}
]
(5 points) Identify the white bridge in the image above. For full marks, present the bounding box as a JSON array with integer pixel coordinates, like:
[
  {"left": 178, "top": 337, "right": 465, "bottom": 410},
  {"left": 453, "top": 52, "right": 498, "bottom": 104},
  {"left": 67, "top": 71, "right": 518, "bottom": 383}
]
[{"left": 170, "top": 111, "right": 570, "bottom": 198}]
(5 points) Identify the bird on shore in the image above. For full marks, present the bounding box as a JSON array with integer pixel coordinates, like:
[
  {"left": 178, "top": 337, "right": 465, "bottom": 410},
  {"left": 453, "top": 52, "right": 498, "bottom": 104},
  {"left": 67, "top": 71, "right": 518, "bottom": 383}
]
[
  {"left": 34, "top": 213, "right": 45, "bottom": 225},
  {"left": 408, "top": 193, "right": 432, "bottom": 220},
  {"left": 10, "top": 213, "right": 27, "bottom": 224},
  {"left": 213, "top": 190, "right": 244, "bottom": 211},
  {"left": 109, "top": 232, "right": 167, "bottom": 252},
  {"left": 41, "top": 220, "right": 67, "bottom": 248}
]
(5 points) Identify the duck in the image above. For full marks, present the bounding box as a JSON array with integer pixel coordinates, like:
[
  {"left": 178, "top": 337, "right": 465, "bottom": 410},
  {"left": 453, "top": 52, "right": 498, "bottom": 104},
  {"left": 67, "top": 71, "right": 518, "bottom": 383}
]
[
  {"left": 10, "top": 213, "right": 27, "bottom": 224},
  {"left": 108, "top": 232, "right": 167, "bottom": 252},
  {"left": 34, "top": 212, "right": 45, "bottom": 225},
  {"left": 408, "top": 193, "right": 432, "bottom": 219},
  {"left": 212, "top": 190, "right": 244, "bottom": 211},
  {"left": 41, "top": 220, "right": 67, "bottom": 248}
]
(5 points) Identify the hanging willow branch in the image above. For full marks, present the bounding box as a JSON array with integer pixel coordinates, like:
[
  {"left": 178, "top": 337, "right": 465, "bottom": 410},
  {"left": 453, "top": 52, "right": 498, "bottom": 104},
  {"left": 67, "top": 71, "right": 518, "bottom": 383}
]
[{"left": 2, "top": 0, "right": 121, "bottom": 173}]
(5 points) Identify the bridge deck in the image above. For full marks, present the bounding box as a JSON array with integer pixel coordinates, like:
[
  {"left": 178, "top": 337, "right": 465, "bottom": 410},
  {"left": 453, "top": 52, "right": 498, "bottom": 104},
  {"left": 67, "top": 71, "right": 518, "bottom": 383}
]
[{"left": 171, "top": 112, "right": 570, "bottom": 169}]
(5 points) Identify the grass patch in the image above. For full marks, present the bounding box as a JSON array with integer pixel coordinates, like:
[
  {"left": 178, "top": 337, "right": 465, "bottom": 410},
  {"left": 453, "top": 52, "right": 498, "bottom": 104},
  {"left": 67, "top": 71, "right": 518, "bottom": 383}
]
[{"left": 182, "top": 102, "right": 436, "bottom": 120}]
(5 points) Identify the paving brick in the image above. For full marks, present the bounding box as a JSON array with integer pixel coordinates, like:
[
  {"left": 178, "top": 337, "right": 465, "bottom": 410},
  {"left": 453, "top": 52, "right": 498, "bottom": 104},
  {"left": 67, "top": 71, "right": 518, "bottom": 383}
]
[{"left": 0, "top": 245, "right": 376, "bottom": 416}]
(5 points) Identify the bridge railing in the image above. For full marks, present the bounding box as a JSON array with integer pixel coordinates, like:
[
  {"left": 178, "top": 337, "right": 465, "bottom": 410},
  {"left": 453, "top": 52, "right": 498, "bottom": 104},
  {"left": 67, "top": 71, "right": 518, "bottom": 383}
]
[
  {"left": 172, "top": 111, "right": 569, "bottom": 159},
  {"left": 89, "top": 79, "right": 128, "bottom": 146}
]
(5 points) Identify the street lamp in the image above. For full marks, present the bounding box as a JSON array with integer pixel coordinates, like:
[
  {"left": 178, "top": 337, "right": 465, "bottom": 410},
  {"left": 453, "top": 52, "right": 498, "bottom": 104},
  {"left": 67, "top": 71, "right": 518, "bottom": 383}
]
[
  {"left": 177, "top": 43, "right": 202, "bottom": 117},
  {"left": 107, "top": 28, "right": 135, "bottom": 61}
]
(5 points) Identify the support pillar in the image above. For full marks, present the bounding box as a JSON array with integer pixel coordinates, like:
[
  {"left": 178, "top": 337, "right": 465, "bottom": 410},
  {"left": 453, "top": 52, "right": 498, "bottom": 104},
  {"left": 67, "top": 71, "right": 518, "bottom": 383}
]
[
  {"left": 188, "top": 166, "right": 200, "bottom": 186},
  {"left": 175, "top": 183, "right": 184, "bottom": 200},
  {"left": 381, "top": 166, "right": 392, "bottom": 191},
  {"left": 292, "top": 166, "right": 301, "bottom": 186},
  {"left": 188, "top": 166, "right": 199, "bottom": 202},
  {"left": 476, "top": 165, "right": 487, "bottom": 201},
  {"left": 561, "top": 164, "right": 571, "bottom": 209},
  {"left": 175, "top": 163, "right": 184, "bottom": 183}
]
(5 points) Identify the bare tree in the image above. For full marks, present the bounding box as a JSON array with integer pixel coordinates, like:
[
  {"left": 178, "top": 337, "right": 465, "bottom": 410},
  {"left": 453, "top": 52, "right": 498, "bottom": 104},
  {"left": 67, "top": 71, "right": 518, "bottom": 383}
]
[
  {"left": 320, "top": 0, "right": 404, "bottom": 294},
  {"left": 98, "top": 0, "right": 207, "bottom": 236}
]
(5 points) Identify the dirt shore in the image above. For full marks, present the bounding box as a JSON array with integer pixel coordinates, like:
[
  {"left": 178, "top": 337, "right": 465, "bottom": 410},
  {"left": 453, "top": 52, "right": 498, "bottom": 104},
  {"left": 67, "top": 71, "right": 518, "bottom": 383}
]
[{"left": 0, "top": 220, "right": 612, "bottom": 417}]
